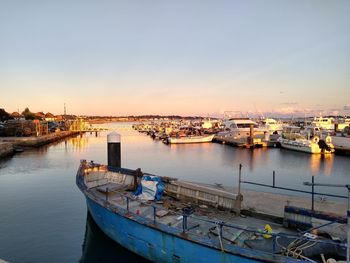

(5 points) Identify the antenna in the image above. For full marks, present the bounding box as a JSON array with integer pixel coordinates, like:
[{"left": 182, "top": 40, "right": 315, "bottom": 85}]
[{"left": 64, "top": 103, "right": 66, "bottom": 116}]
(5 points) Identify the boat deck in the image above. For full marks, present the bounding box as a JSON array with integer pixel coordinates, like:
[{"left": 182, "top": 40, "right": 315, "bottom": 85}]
[{"left": 89, "top": 183, "right": 297, "bottom": 250}]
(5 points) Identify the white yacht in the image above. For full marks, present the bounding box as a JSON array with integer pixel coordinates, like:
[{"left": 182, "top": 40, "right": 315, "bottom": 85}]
[
  {"left": 259, "top": 118, "right": 284, "bottom": 134},
  {"left": 216, "top": 118, "right": 268, "bottom": 138},
  {"left": 311, "top": 116, "right": 350, "bottom": 132},
  {"left": 336, "top": 117, "right": 350, "bottom": 131},
  {"left": 311, "top": 117, "right": 335, "bottom": 131}
]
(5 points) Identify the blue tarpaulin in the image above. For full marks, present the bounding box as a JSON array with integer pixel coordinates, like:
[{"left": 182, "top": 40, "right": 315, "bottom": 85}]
[{"left": 134, "top": 175, "right": 165, "bottom": 201}]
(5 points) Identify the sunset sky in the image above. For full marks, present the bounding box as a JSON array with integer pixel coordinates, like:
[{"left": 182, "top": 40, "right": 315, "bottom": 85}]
[{"left": 1, "top": 1, "right": 349, "bottom": 117}]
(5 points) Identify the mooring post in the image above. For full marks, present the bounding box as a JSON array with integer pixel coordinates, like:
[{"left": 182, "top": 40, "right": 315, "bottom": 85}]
[
  {"left": 107, "top": 132, "right": 121, "bottom": 168},
  {"left": 273, "top": 170, "right": 275, "bottom": 188}
]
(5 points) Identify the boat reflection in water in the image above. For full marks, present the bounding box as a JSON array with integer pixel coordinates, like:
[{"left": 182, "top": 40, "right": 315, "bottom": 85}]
[
  {"left": 80, "top": 212, "right": 150, "bottom": 263},
  {"left": 309, "top": 154, "right": 334, "bottom": 176}
]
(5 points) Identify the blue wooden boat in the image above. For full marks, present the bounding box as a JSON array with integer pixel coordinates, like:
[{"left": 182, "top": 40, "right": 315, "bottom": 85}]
[{"left": 76, "top": 160, "right": 346, "bottom": 262}]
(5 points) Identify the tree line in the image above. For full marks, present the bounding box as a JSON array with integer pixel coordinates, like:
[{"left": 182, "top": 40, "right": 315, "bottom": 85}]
[{"left": 0, "top": 107, "right": 41, "bottom": 121}]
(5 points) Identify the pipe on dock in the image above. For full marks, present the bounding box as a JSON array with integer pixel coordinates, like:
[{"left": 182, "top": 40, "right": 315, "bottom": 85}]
[{"left": 107, "top": 132, "right": 121, "bottom": 168}]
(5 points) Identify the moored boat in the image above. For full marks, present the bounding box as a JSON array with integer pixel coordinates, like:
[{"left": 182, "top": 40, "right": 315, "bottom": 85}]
[
  {"left": 278, "top": 126, "right": 334, "bottom": 154},
  {"left": 311, "top": 117, "right": 335, "bottom": 131},
  {"left": 76, "top": 134, "right": 347, "bottom": 262},
  {"left": 259, "top": 118, "right": 284, "bottom": 135},
  {"left": 165, "top": 134, "right": 214, "bottom": 144},
  {"left": 330, "top": 126, "right": 350, "bottom": 154}
]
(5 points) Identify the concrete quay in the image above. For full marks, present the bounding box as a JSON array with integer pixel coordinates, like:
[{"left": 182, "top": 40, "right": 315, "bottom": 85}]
[
  {"left": 201, "top": 183, "right": 347, "bottom": 218},
  {"left": 240, "top": 188, "right": 346, "bottom": 218},
  {"left": 0, "top": 131, "right": 79, "bottom": 157}
]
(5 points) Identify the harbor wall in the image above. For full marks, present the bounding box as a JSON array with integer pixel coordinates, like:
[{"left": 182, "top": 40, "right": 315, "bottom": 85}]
[
  {"left": 0, "top": 131, "right": 79, "bottom": 159},
  {"left": 9, "top": 131, "right": 79, "bottom": 147}
]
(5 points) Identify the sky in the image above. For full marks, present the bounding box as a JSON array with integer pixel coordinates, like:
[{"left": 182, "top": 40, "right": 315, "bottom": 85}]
[{"left": 0, "top": 0, "right": 349, "bottom": 117}]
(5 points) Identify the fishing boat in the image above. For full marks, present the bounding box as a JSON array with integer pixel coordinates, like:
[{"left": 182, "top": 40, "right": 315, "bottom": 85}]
[
  {"left": 165, "top": 134, "right": 214, "bottom": 144},
  {"left": 76, "top": 136, "right": 347, "bottom": 262},
  {"left": 278, "top": 126, "right": 334, "bottom": 154}
]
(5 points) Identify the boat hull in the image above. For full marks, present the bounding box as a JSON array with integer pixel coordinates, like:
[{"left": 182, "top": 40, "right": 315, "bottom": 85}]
[
  {"left": 85, "top": 197, "right": 263, "bottom": 263},
  {"left": 279, "top": 140, "right": 321, "bottom": 154},
  {"left": 331, "top": 136, "right": 350, "bottom": 152},
  {"left": 167, "top": 134, "right": 214, "bottom": 144}
]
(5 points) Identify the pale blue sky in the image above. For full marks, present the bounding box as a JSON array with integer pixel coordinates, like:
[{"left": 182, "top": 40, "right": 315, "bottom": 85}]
[{"left": 1, "top": 0, "right": 349, "bottom": 116}]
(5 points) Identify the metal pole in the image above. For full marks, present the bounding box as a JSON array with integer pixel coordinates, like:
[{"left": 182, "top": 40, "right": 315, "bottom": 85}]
[
  {"left": 273, "top": 170, "right": 275, "bottom": 188},
  {"left": 238, "top": 164, "right": 242, "bottom": 196},
  {"left": 311, "top": 176, "right": 314, "bottom": 212},
  {"left": 347, "top": 185, "right": 349, "bottom": 263},
  {"left": 153, "top": 206, "right": 156, "bottom": 224},
  {"left": 182, "top": 215, "right": 187, "bottom": 232}
]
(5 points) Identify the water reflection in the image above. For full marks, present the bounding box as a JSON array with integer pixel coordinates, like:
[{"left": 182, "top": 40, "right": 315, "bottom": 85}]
[
  {"left": 275, "top": 149, "right": 336, "bottom": 177},
  {"left": 322, "top": 154, "right": 334, "bottom": 176},
  {"left": 69, "top": 136, "right": 89, "bottom": 152},
  {"left": 80, "top": 212, "right": 149, "bottom": 263},
  {"left": 220, "top": 146, "right": 276, "bottom": 172},
  {"left": 308, "top": 154, "right": 334, "bottom": 176}
]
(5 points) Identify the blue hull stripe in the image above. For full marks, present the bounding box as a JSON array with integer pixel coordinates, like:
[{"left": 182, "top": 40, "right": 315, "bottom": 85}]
[{"left": 86, "top": 198, "right": 261, "bottom": 263}]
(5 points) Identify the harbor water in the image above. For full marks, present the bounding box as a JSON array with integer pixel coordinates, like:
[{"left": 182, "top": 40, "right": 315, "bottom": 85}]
[{"left": 0, "top": 122, "right": 349, "bottom": 263}]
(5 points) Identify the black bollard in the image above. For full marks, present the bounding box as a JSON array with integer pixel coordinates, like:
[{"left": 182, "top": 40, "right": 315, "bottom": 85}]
[{"left": 107, "top": 132, "right": 121, "bottom": 168}]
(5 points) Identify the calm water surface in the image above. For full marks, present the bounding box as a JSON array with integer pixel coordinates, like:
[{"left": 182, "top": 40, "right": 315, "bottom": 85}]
[{"left": 0, "top": 122, "right": 349, "bottom": 263}]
